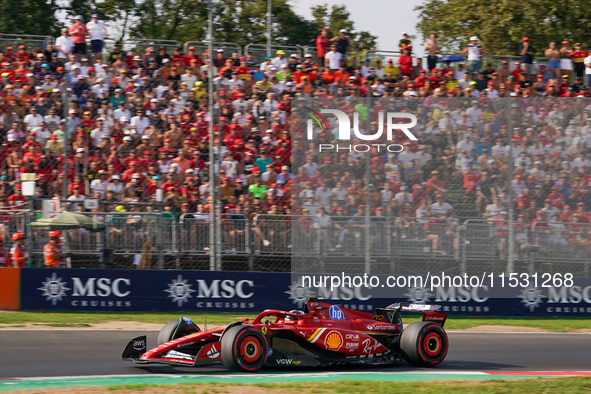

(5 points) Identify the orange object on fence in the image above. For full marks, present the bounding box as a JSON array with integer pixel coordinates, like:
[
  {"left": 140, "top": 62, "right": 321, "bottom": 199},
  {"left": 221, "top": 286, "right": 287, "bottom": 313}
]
[{"left": 0, "top": 267, "right": 20, "bottom": 310}]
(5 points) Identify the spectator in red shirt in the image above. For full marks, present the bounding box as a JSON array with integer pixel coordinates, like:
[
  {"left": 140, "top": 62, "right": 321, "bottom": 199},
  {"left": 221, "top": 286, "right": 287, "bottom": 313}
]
[
  {"left": 559, "top": 204, "right": 574, "bottom": 223},
  {"left": 398, "top": 47, "right": 413, "bottom": 77},
  {"left": 316, "top": 27, "right": 329, "bottom": 66},
  {"left": 68, "top": 15, "right": 89, "bottom": 62},
  {"left": 7, "top": 184, "right": 26, "bottom": 207}
]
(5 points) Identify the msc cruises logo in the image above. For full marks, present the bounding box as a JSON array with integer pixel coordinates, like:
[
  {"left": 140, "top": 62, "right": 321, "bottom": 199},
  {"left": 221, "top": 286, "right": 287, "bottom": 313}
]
[
  {"left": 165, "top": 275, "right": 196, "bottom": 306},
  {"left": 38, "top": 273, "right": 70, "bottom": 305}
]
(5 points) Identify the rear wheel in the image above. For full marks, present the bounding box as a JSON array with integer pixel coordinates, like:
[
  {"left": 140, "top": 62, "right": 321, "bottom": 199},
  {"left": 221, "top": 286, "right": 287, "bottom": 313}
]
[
  {"left": 221, "top": 325, "right": 267, "bottom": 372},
  {"left": 400, "top": 321, "right": 448, "bottom": 367}
]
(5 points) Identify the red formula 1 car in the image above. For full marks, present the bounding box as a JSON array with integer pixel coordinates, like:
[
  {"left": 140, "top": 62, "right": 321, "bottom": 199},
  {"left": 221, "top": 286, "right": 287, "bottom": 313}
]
[{"left": 122, "top": 299, "right": 449, "bottom": 372}]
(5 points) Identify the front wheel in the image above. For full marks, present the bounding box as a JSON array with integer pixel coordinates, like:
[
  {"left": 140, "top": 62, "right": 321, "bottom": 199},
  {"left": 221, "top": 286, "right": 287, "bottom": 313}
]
[
  {"left": 156, "top": 320, "right": 181, "bottom": 346},
  {"left": 400, "top": 321, "right": 448, "bottom": 367},
  {"left": 221, "top": 325, "right": 268, "bottom": 372}
]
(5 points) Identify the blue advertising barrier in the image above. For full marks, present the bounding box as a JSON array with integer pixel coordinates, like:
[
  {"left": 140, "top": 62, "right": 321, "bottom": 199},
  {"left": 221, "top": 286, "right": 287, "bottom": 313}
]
[
  {"left": 19, "top": 269, "right": 591, "bottom": 316},
  {"left": 22, "top": 269, "right": 291, "bottom": 312}
]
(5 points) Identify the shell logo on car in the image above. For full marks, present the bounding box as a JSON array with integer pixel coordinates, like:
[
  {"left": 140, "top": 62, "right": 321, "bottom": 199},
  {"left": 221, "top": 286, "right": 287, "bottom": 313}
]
[{"left": 324, "top": 330, "right": 343, "bottom": 351}]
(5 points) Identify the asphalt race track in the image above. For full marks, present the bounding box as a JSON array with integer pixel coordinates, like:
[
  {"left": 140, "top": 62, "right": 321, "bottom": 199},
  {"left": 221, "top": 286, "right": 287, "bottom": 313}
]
[{"left": 1, "top": 330, "right": 590, "bottom": 379}]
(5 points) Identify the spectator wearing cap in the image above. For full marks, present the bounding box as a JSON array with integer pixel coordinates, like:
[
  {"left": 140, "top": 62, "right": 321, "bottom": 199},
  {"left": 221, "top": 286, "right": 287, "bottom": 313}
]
[
  {"left": 67, "top": 181, "right": 86, "bottom": 207},
  {"left": 425, "top": 33, "right": 440, "bottom": 72},
  {"left": 44, "top": 133, "right": 64, "bottom": 156},
  {"left": 86, "top": 14, "right": 107, "bottom": 62},
  {"left": 184, "top": 46, "right": 202, "bottom": 67},
  {"left": 55, "top": 28, "right": 74, "bottom": 64},
  {"left": 261, "top": 163, "right": 278, "bottom": 186},
  {"left": 360, "top": 57, "right": 372, "bottom": 78},
  {"left": 271, "top": 50, "right": 288, "bottom": 70},
  {"left": 69, "top": 15, "right": 89, "bottom": 62},
  {"left": 394, "top": 185, "right": 414, "bottom": 205},
  {"left": 276, "top": 165, "right": 293, "bottom": 185},
  {"left": 484, "top": 79, "right": 499, "bottom": 98},
  {"left": 212, "top": 49, "right": 227, "bottom": 68},
  {"left": 328, "top": 29, "right": 351, "bottom": 60},
  {"left": 286, "top": 53, "right": 299, "bottom": 72},
  {"left": 570, "top": 43, "right": 587, "bottom": 80},
  {"left": 459, "top": 36, "right": 487, "bottom": 75},
  {"left": 518, "top": 37, "right": 536, "bottom": 80},
  {"left": 384, "top": 58, "right": 399, "bottom": 79}
]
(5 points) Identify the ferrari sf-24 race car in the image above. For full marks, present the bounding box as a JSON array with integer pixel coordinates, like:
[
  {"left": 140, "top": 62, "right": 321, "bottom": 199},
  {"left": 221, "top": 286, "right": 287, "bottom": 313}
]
[{"left": 122, "top": 299, "right": 449, "bottom": 372}]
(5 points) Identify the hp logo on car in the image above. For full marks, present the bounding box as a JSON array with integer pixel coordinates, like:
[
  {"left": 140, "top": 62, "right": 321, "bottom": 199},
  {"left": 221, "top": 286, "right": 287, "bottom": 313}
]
[{"left": 329, "top": 305, "right": 344, "bottom": 320}]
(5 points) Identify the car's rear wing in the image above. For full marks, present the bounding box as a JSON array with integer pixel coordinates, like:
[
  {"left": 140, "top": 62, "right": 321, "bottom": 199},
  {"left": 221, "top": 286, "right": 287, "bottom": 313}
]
[{"left": 377, "top": 302, "right": 449, "bottom": 327}]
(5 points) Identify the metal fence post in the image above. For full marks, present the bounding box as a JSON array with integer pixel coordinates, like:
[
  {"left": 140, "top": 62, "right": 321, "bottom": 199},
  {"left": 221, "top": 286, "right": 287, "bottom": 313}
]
[
  {"left": 157, "top": 213, "right": 164, "bottom": 270},
  {"left": 507, "top": 100, "right": 515, "bottom": 273}
]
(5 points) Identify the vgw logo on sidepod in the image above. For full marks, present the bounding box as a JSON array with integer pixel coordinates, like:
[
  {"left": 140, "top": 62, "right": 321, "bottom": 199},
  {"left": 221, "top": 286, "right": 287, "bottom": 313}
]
[{"left": 305, "top": 108, "right": 418, "bottom": 153}]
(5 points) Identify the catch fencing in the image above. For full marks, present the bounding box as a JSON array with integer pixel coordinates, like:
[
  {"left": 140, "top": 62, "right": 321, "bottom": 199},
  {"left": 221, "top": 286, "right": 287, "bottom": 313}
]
[
  {"left": 15, "top": 211, "right": 590, "bottom": 277},
  {"left": 244, "top": 44, "right": 302, "bottom": 64}
]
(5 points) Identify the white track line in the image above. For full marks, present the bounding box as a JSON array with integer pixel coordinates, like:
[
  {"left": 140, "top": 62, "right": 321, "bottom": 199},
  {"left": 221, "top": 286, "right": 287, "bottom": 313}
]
[
  {"left": 8, "top": 370, "right": 591, "bottom": 381},
  {"left": 10, "top": 371, "right": 492, "bottom": 380}
]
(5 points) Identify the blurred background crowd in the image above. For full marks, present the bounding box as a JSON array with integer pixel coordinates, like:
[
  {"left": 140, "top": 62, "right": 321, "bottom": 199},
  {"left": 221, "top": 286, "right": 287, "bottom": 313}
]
[{"left": 2, "top": 16, "right": 591, "bottom": 267}]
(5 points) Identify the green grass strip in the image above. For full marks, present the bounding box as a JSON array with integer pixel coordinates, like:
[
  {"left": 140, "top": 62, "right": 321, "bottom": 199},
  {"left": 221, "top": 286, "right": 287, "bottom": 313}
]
[
  {"left": 1, "top": 375, "right": 590, "bottom": 393},
  {"left": 2, "top": 311, "right": 591, "bottom": 332}
]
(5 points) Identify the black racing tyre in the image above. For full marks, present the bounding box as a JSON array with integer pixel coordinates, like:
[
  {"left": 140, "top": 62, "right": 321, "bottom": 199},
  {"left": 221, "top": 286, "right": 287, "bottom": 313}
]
[
  {"left": 400, "top": 321, "right": 448, "bottom": 367},
  {"left": 157, "top": 320, "right": 180, "bottom": 346},
  {"left": 221, "top": 325, "right": 268, "bottom": 372}
]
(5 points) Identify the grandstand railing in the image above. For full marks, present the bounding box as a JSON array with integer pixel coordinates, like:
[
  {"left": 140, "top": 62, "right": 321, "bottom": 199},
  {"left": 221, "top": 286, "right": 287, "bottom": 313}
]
[
  {"left": 530, "top": 221, "right": 591, "bottom": 276},
  {"left": 183, "top": 41, "right": 242, "bottom": 57},
  {"left": 0, "top": 34, "right": 54, "bottom": 52},
  {"left": 244, "top": 44, "right": 303, "bottom": 64},
  {"left": 16, "top": 211, "right": 591, "bottom": 275},
  {"left": 122, "top": 39, "right": 180, "bottom": 54}
]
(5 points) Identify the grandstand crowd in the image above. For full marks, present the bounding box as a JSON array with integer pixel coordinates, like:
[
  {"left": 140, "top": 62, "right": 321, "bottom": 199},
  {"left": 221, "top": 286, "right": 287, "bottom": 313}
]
[{"left": 2, "top": 15, "right": 591, "bottom": 257}]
